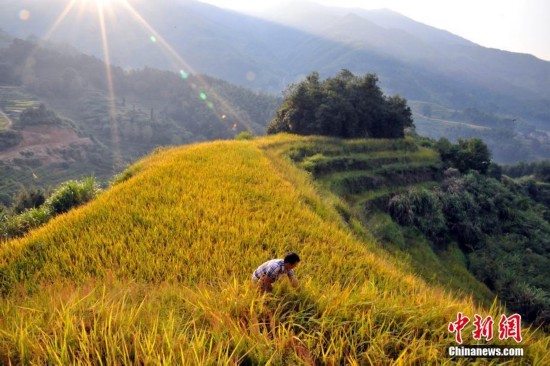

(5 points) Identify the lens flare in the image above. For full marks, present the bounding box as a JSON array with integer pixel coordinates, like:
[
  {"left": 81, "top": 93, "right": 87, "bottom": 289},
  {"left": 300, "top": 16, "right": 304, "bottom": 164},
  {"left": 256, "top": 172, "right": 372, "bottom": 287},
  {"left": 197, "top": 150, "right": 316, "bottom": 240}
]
[
  {"left": 19, "top": 9, "right": 31, "bottom": 21},
  {"left": 118, "top": 0, "right": 257, "bottom": 132},
  {"left": 31, "top": 0, "right": 257, "bottom": 156},
  {"left": 246, "top": 71, "right": 256, "bottom": 81}
]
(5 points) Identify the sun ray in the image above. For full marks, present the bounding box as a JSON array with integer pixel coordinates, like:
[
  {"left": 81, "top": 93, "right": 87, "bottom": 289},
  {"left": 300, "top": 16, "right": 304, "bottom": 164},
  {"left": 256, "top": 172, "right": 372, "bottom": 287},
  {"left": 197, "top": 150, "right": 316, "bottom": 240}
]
[
  {"left": 42, "top": 0, "right": 79, "bottom": 40},
  {"left": 18, "top": 0, "right": 258, "bottom": 171},
  {"left": 118, "top": 0, "right": 257, "bottom": 133},
  {"left": 118, "top": 1, "right": 198, "bottom": 77},
  {"left": 18, "top": 1, "right": 79, "bottom": 99},
  {"left": 97, "top": 1, "right": 122, "bottom": 167}
]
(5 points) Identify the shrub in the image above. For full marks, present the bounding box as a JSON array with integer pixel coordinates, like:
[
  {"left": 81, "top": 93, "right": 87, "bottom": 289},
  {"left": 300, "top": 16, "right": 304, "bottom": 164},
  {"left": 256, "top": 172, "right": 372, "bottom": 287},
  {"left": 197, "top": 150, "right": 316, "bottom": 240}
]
[
  {"left": 506, "top": 283, "right": 550, "bottom": 329},
  {"left": 44, "top": 177, "right": 101, "bottom": 214},
  {"left": 534, "top": 160, "right": 550, "bottom": 183},
  {"left": 1, "top": 206, "right": 52, "bottom": 240},
  {"left": 0, "top": 129, "right": 22, "bottom": 151},
  {"left": 12, "top": 187, "right": 46, "bottom": 214},
  {"left": 440, "top": 192, "right": 482, "bottom": 250},
  {"left": 388, "top": 188, "right": 447, "bottom": 247},
  {"left": 1, "top": 177, "right": 101, "bottom": 240},
  {"left": 388, "top": 193, "right": 414, "bottom": 226},
  {"left": 235, "top": 131, "right": 254, "bottom": 140}
]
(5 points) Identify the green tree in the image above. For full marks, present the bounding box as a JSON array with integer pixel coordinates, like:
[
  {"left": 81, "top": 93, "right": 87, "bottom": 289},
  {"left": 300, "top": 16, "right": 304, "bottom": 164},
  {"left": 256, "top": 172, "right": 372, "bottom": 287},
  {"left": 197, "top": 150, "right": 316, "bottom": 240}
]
[
  {"left": 383, "top": 94, "right": 414, "bottom": 138},
  {"left": 455, "top": 138, "right": 491, "bottom": 174},
  {"left": 267, "top": 72, "right": 322, "bottom": 135},
  {"left": 353, "top": 72, "right": 386, "bottom": 138},
  {"left": 534, "top": 160, "right": 550, "bottom": 183},
  {"left": 435, "top": 138, "right": 491, "bottom": 174},
  {"left": 267, "top": 70, "right": 414, "bottom": 139}
]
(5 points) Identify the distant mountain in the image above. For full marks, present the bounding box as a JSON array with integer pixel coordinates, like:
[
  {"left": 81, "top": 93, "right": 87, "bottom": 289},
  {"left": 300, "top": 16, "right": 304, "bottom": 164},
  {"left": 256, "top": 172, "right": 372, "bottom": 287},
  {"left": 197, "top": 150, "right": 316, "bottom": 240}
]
[
  {"left": 4, "top": 1, "right": 549, "bottom": 96},
  {"left": 0, "top": 37, "right": 280, "bottom": 205},
  {"left": 261, "top": 2, "right": 550, "bottom": 101},
  {"left": 0, "top": 30, "right": 13, "bottom": 48},
  {"left": 1, "top": 0, "right": 550, "bottom": 162}
]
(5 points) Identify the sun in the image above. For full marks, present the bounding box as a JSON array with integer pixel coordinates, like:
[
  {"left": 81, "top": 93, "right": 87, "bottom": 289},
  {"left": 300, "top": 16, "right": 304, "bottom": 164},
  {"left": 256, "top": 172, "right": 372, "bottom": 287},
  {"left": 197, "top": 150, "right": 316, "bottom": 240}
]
[
  {"left": 79, "top": 0, "right": 121, "bottom": 8},
  {"left": 83, "top": 0, "right": 115, "bottom": 3},
  {"left": 40, "top": 0, "right": 254, "bottom": 164}
]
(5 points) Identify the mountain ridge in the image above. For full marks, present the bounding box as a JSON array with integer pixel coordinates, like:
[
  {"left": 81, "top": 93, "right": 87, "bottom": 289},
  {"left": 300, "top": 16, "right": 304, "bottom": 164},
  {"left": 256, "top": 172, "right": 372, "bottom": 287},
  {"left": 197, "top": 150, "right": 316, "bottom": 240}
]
[
  {"left": 3, "top": 1, "right": 549, "bottom": 95},
  {"left": 4, "top": 0, "right": 549, "bottom": 153}
]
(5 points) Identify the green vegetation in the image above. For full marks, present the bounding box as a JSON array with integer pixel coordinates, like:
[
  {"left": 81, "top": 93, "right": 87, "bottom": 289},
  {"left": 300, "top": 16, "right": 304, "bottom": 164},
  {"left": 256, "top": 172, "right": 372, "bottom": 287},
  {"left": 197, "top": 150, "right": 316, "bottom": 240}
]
[
  {"left": 269, "top": 135, "right": 550, "bottom": 332},
  {"left": 388, "top": 174, "right": 550, "bottom": 327},
  {"left": 0, "top": 152, "right": 111, "bottom": 207},
  {"left": 434, "top": 137, "right": 491, "bottom": 174},
  {"left": 267, "top": 70, "right": 413, "bottom": 138},
  {"left": 235, "top": 131, "right": 254, "bottom": 140},
  {"left": 11, "top": 186, "right": 46, "bottom": 214},
  {"left": 0, "top": 87, "right": 39, "bottom": 149},
  {"left": 0, "top": 32, "right": 549, "bottom": 363},
  {"left": 503, "top": 159, "right": 550, "bottom": 183},
  {"left": 1, "top": 136, "right": 547, "bottom": 363},
  {"left": 0, "top": 129, "right": 21, "bottom": 150},
  {"left": 44, "top": 177, "right": 101, "bottom": 215},
  {"left": 282, "top": 137, "right": 441, "bottom": 201},
  {"left": 0, "top": 39, "right": 279, "bottom": 147},
  {"left": 1, "top": 177, "right": 100, "bottom": 240}
]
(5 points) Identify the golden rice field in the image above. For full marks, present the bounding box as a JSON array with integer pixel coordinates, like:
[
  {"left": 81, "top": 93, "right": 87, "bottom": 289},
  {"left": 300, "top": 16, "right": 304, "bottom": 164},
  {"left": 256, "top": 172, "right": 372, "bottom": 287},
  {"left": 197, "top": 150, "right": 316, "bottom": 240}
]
[{"left": 0, "top": 134, "right": 548, "bottom": 364}]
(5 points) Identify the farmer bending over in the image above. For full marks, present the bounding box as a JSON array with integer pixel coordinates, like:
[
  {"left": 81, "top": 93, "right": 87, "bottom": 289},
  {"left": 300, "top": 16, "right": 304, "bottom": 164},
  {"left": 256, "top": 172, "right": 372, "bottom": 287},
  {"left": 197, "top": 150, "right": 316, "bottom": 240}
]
[{"left": 252, "top": 252, "right": 300, "bottom": 292}]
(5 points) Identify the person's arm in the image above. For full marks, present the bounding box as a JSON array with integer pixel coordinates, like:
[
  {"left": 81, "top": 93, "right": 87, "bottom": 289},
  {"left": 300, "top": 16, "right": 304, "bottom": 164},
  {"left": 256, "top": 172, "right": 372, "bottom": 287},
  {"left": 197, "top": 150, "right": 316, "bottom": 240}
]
[
  {"left": 288, "top": 272, "right": 298, "bottom": 288},
  {"left": 261, "top": 275, "right": 273, "bottom": 292}
]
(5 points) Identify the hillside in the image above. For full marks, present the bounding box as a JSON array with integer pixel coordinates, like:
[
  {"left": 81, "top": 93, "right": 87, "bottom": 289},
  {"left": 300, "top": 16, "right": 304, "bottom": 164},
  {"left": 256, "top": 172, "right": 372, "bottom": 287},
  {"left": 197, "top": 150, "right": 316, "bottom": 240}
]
[
  {"left": 0, "top": 38, "right": 280, "bottom": 205},
  {"left": 0, "top": 135, "right": 548, "bottom": 364},
  {"left": 0, "top": 86, "right": 111, "bottom": 205},
  {"left": 267, "top": 136, "right": 467, "bottom": 294},
  {"left": 274, "top": 135, "right": 550, "bottom": 327}
]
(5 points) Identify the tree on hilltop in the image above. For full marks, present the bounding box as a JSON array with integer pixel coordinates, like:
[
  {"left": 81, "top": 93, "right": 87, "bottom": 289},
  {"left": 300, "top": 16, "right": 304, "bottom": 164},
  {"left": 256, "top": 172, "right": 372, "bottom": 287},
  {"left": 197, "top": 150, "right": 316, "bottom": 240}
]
[{"left": 267, "top": 69, "right": 414, "bottom": 138}]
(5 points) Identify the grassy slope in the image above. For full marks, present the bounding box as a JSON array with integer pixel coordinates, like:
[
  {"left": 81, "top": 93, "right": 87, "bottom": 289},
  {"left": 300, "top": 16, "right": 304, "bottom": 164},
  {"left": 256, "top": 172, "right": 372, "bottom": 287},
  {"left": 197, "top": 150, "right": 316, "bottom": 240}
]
[{"left": 0, "top": 135, "right": 548, "bottom": 364}]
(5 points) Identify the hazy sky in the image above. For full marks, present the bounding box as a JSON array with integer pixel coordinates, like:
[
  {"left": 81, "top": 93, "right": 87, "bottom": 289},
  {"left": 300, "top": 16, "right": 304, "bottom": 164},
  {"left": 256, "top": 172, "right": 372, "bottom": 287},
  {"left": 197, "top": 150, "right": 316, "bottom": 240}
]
[{"left": 198, "top": 0, "right": 550, "bottom": 61}]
